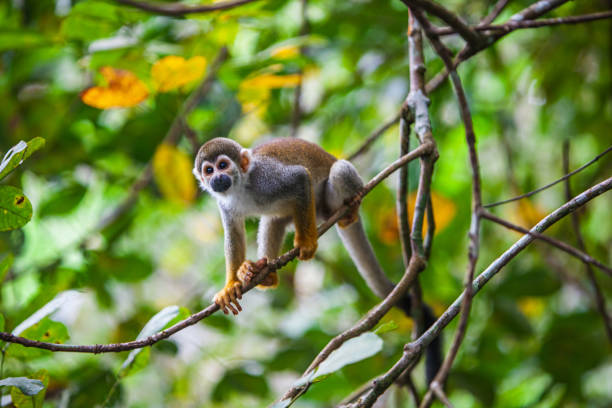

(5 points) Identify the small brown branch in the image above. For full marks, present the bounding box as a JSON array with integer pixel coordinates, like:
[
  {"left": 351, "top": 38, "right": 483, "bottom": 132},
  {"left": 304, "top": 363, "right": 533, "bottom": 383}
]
[
  {"left": 410, "top": 11, "right": 482, "bottom": 408},
  {"left": 350, "top": 177, "right": 612, "bottom": 407},
  {"left": 480, "top": 210, "right": 612, "bottom": 277},
  {"left": 289, "top": 0, "right": 309, "bottom": 138},
  {"left": 431, "top": 381, "right": 454, "bottom": 408},
  {"left": 563, "top": 142, "right": 612, "bottom": 344},
  {"left": 399, "top": 0, "right": 484, "bottom": 46},
  {"left": 398, "top": 116, "right": 414, "bottom": 267},
  {"left": 424, "top": 196, "right": 435, "bottom": 259},
  {"left": 347, "top": 113, "right": 401, "bottom": 161},
  {"left": 484, "top": 145, "right": 612, "bottom": 208},
  {"left": 479, "top": 0, "right": 511, "bottom": 26},
  {"left": 435, "top": 10, "right": 612, "bottom": 36},
  {"left": 114, "top": 0, "right": 260, "bottom": 16}
]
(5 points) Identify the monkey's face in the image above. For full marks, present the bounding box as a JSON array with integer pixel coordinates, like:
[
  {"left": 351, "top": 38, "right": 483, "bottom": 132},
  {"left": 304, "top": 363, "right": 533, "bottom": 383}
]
[{"left": 193, "top": 152, "right": 251, "bottom": 200}]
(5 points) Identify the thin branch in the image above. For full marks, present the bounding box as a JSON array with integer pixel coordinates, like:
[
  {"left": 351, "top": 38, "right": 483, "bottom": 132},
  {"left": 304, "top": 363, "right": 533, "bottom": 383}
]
[
  {"left": 411, "top": 10, "right": 482, "bottom": 407},
  {"left": 480, "top": 210, "right": 612, "bottom": 277},
  {"left": 347, "top": 113, "right": 401, "bottom": 161},
  {"left": 484, "top": 145, "right": 612, "bottom": 208},
  {"left": 399, "top": 0, "right": 484, "bottom": 46},
  {"left": 479, "top": 0, "right": 511, "bottom": 26},
  {"left": 0, "top": 142, "right": 433, "bottom": 354},
  {"left": 431, "top": 381, "right": 454, "bottom": 408},
  {"left": 435, "top": 10, "right": 612, "bottom": 36},
  {"left": 398, "top": 116, "right": 414, "bottom": 266},
  {"left": 289, "top": 0, "right": 309, "bottom": 138},
  {"left": 350, "top": 176, "right": 612, "bottom": 407},
  {"left": 114, "top": 0, "right": 260, "bottom": 16},
  {"left": 563, "top": 142, "right": 612, "bottom": 344}
]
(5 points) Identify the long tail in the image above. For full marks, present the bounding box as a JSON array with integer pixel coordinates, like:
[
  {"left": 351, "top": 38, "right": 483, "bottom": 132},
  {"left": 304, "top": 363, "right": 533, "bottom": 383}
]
[{"left": 337, "top": 218, "right": 443, "bottom": 384}]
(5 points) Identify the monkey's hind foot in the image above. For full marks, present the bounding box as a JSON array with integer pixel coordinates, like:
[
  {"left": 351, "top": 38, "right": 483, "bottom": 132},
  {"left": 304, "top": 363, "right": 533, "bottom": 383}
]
[
  {"left": 256, "top": 271, "right": 278, "bottom": 289},
  {"left": 213, "top": 280, "right": 243, "bottom": 315},
  {"left": 237, "top": 258, "right": 268, "bottom": 286},
  {"left": 338, "top": 204, "right": 359, "bottom": 228}
]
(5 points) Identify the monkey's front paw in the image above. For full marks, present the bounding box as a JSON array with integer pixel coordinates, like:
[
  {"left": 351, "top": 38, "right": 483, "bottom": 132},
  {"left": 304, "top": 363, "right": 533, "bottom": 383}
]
[
  {"left": 296, "top": 239, "right": 317, "bottom": 260},
  {"left": 213, "top": 280, "right": 243, "bottom": 315},
  {"left": 236, "top": 258, "right": 268, "bottom": 286}
]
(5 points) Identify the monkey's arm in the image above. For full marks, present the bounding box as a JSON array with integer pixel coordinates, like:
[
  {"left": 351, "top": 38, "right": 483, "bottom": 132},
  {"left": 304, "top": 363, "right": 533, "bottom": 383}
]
[{"left": 216, "top": 206, "right": 247, "bottom": 314}]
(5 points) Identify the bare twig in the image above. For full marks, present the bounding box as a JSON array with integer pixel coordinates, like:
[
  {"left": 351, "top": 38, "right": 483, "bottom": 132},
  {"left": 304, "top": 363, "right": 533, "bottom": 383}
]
[
  {"left": 409, "top": 9, "right": 482, "bottom": 407},
  {"left": 431, "top": 381, "right": 454, "bottom": 408},
  {"left": 289, "top": 0, "right": 309, "bottom": 138},
  {"left": 347, "top": 113, "right": 401, "bottom": 161},
  {"left": 399, "top": 0, "right": 484, "bottom": 46},
  {"left": 0, "top": 142, "right": 433, "bottom": 354},
  {"left": 114, "top": 0, "right": 260, "bottom": 16},
  {"left": 479, "top": 0, "right": 511, "bottom": 26},
  {"left": 480, "top": 210, "right": 612, "bottom": 277},
  {"left": 349, "top": 177, "right": 612, "bottom": 407},
  {"left": 562, "top": 142, "right": 612, "bottom": 344},
  {"left": 435, "top": 10, "right": 612, "bottom": 36},
  {"left": 484, "top": 145, "right": 612, "bottom": 208}
]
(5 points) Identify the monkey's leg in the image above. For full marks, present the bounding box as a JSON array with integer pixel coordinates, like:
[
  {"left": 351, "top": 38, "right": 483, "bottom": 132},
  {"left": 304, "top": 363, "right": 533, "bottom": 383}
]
[
  {"left": 239, "top": 216, "right": 290, "bottom": 288},
  {"left": 326, "top": 160, "right": 363, "bottom": 227},
  {"left": 293, "top": 170, "right": 318, "bottom": 260}
]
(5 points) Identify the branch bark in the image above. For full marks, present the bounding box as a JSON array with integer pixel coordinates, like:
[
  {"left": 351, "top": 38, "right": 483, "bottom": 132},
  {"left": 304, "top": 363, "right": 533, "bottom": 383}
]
[{"left": 115, "top": 0, "right": 260, "bottom": 16}]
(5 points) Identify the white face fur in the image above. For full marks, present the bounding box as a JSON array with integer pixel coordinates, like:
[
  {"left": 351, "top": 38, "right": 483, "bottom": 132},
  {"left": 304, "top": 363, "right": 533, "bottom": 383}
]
[{"left": 193, "top": 150, "right": 252, "bottom": 206}]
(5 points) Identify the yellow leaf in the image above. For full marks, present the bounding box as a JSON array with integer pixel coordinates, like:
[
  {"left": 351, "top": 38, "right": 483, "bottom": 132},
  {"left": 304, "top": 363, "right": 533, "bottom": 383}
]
[
  {"left": 81, "top": 67, "right": 149, "bottom": 109},
  {"left": 518, "top": 297, "right": 545, "bottom": 318},
  {"left": 270, "top": 45, "right": 300, "bottom": 59},
  {"left": 240, "top": 73, "right": 302, "bottom": 89},
  {"left": 377, "top": 191, "right": 457, "bottom": 244},
  {"left": 153, "top": 143, "right": 197, "bottom": 204},
  {"left": 151, "top": 55, "right": 207, "bottom": 92},
  {"left": 237, "top": 73, "right": 301, "bottom": 116}
]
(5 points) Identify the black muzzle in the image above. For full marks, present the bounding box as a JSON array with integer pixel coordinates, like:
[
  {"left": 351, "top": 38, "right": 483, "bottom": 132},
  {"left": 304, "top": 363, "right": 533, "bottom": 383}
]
[{"left": 211, "top": 174, "right": 231, "bottom": 192}]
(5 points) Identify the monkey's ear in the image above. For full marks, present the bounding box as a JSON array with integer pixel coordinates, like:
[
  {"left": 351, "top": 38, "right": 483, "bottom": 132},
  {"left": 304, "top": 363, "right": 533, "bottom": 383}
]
[{"left": 240, "top": 149, "right": 251, "bottom": 173}]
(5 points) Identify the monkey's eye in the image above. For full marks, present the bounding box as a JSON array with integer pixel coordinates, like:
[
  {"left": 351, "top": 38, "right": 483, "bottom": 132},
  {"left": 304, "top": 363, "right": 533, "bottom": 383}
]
[
  {"left": 205, "top": 166, "right": 214, "bottom": 174},
  {"left": 218, "top": 160, "right": 228, "bottom": 170}
]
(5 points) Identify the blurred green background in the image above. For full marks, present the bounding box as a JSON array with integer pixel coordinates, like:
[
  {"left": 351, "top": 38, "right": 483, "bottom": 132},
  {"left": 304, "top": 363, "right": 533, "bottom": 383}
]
[{"left": 0, "top": 0, "right": 611, "bottom": 406}]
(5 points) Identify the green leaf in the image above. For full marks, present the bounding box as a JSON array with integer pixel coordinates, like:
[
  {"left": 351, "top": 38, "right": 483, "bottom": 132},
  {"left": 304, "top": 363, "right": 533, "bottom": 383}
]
[
  {"left": 38, "top": 184, "right": 87, "bottom": 217},
  {"left": 0, "top": 252, "right": 13, "bottom": 283},
  {"left": 313, "top": 332, "right": 383, "bottom": 378},
  {"left": 0, "top": 138, "right": 45, "bottom": 181},
  {"left": 0, "top": 313, "right": 4, "bottom": 332},
  {"left": 211, "top": 367, "right": 270, "bottom": 402},
  {"left": 95, "top": 253, "right": 154, "bottom": 283},
  {"left": 0, "top": 30, "right": 48, "bottom": 52},
  {"left": 7, "top": 318, "right": 70, "bottom": 359},
  {"left": 374, "top": 320, "right": 398, "bottom": 335},
  {"left": 9, "top": 370, "right": 49, "bottom": 407},
  {"left": 120, "top": 306, "right": 180, "bottom": 376},
  {"left": 11, "top": 290, "right": 78, "bottom": 336},
  {"left": 0, "top": 377, "right": 44, "bottom": 396},
  {"left": 0, "top": 186, "right": 32, "bottom": 232}
]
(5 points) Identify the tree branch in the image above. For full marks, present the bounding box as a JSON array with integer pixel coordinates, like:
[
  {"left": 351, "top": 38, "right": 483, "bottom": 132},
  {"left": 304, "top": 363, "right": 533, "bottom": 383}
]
[
  {"left": 434, "top": 10, "right": 612, "bottom": 36},
  {"left": 484, "top": 145, "right": 612, "bottom": 208},
  {"left": 399, "top": 0, "right": 484, "bottom": 46},
  {"left": 562, "top": 142, "right": 612, "bottom": 345},
  {"left": 480, "top": 209, "right": 612, "bottom": 277},
  {"left": 114, "top": 0, "right": 261, "bottom": 16},
  {"left": 346, "top": 176, "right": 612, "bottom": 407},
  {"left": 479, "top": 0, "right": 511, "bottom": 26}
]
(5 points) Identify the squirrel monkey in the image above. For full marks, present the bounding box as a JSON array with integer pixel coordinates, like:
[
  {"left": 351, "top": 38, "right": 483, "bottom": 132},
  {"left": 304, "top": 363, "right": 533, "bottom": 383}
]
[
  {"left": 193, "top": 137, "right": 442, "bottom": 382},
  {"left": 193, "top": 137, "right": 396, "bottom": 314}
]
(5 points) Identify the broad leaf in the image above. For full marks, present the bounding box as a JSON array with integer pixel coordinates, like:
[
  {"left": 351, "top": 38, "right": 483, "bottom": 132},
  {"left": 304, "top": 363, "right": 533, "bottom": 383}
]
[
  {"left": 120, "top": 306, "right": 180, "bottom": 375},
  {"left": 0, "top": 186, "right": 32, "bottom": 232},
  {"left": 11, "top": 290, "right": 78, "bottom": 336},
  {"left": 0, "top": 138, "right": 45, "bottom": 181},
  {"left": 7, "top": 318, "right": 70, "bottom": 359},
  {"left": 0, "top": 377, "right": 44, "bottom": 396},
  {"left": 9, "top": 370, "right": 49, "bottom": 407},
  {"left": 313, "top": 332, "right": 383, "bottom": 378}
]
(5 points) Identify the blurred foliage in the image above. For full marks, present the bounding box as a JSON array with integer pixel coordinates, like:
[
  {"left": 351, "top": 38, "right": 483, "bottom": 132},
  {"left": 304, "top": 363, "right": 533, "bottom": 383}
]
[{"left": 0, "top": 0, "right": 611, "bottom": 407}]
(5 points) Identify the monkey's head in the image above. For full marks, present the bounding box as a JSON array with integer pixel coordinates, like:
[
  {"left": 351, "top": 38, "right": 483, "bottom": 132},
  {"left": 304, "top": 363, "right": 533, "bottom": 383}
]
[{"left": 193, "top": 138, "right": 251, "bottom": 197}]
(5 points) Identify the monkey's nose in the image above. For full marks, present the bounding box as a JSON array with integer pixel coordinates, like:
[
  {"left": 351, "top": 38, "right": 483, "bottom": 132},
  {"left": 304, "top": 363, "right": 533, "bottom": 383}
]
[{"left": 211, "top": 174, "right": 231, "bottom": 192}]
